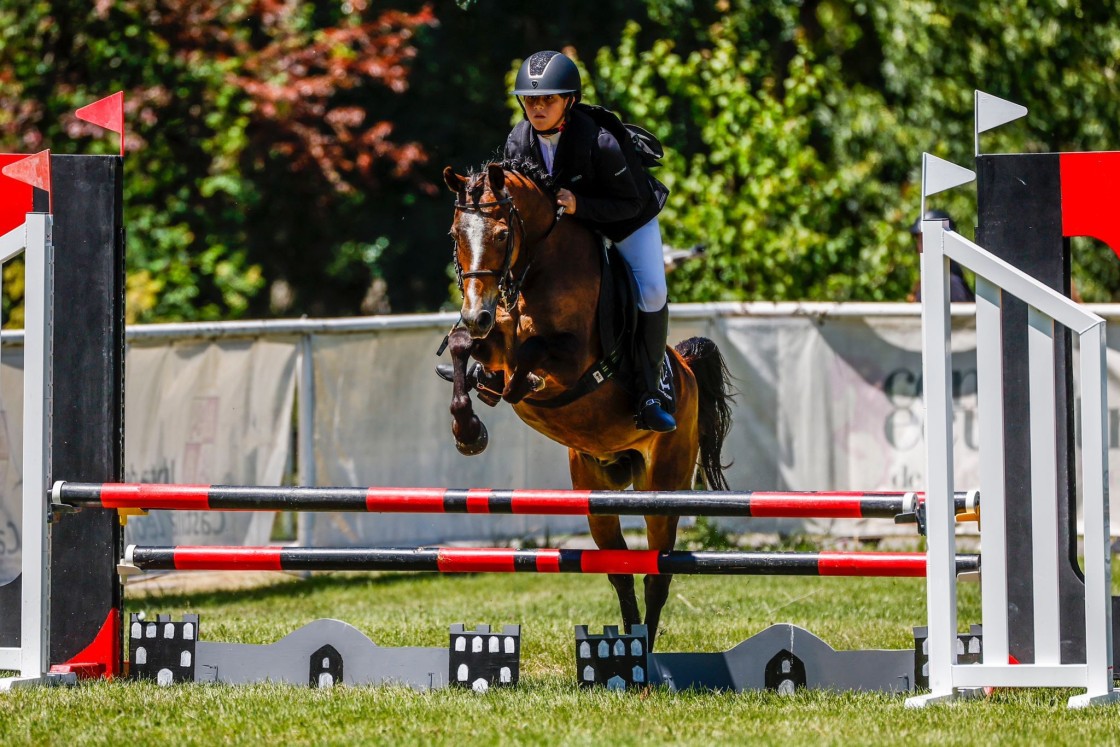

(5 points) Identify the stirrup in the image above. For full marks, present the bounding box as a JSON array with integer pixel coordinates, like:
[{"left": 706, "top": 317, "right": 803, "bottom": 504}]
[{"left": 636, "top": 397, "right": 676, "bottom": 433}]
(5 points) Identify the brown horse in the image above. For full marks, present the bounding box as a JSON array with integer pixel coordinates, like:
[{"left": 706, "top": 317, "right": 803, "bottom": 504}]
[{"left": 442, "top": 162, "right": 734, "bottom": 647}]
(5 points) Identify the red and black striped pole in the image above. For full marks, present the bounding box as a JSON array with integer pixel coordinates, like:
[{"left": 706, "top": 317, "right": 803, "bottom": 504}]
[
  {"left": 120, "top": 545, "right": 980, "bottom": 578},
  {"left": 56, "top": 482, "right": 977, "bottom": 520}
]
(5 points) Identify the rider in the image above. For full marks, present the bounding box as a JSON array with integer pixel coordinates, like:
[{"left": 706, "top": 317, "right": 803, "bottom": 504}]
[{"left": 497, "top": 50, "right": 676, "bottom": 432}]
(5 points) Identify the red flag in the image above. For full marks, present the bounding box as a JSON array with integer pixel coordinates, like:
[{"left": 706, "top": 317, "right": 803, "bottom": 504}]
[
  {"left": 75, "top": 91, "right": 125, "bottom": 156},
  {"left": 0, "top": 154, "right": 36, "bottom": 235},
  {"left": 1060, "top": 152, "right": 1120, "bottom": 256},
  {"left": 1, "top": 150, "right": 52, "bottom": 196}
]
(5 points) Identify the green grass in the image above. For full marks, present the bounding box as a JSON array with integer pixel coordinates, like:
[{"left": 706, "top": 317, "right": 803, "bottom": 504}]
[{"left": 2, "top": 567, "right": 1118, "bottom": 745}]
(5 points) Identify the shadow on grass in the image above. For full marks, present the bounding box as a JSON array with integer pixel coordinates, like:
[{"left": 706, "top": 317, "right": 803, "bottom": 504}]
[{"left": 125, "top": 570, "right": 452, "bottom": 610}]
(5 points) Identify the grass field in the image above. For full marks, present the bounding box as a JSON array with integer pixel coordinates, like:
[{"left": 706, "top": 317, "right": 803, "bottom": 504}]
[{"left": 2, "top": 536, "right": 1119, "bottom": 745}]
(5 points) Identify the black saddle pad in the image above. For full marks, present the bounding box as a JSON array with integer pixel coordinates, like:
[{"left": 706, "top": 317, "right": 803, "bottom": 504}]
[{"left": 598, "top": 240, "right": 677, "bottom": 413}]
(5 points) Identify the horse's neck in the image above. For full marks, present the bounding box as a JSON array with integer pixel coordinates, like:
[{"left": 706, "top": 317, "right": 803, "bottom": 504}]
[
  {"left": 508, "top": 181, "right": 602, "bottom": 303},
  {"left": 518, "top": 220, "right": 602, "bottom": 356},
  {"left": 534, "top": 220, "right": 600, "bottom": 278}
]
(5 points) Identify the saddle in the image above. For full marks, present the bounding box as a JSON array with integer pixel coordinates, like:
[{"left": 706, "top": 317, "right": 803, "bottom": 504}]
[
  {"left": 589, "top": 240, "right": 638, "bottom": 386},
  {"left": 522, "top": 238, "right": 674, "bottom": 409},
  {"left": 464, "top": 237, "right": 674, "bottom": 410}
]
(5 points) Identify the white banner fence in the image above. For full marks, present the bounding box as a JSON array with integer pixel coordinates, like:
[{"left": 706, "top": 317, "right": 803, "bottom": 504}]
[{"left": 3, "top": 302, "right": 1119, "bottom": 578}]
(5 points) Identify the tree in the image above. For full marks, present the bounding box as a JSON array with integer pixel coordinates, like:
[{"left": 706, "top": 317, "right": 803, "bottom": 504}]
[
  {"left": 0, "top": 0, "right": 435, "bottom": 322},
  {"left": 596, "top": 0, "right": 1120, "bottom": 303},
  {"left": 6, "top": 1, "right": 1119, "bottom": 320}
]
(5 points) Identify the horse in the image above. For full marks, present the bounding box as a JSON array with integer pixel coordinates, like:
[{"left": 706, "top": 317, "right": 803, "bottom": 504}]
[{"left": 441, "top": 161, "right": 734, "bottom": 648}]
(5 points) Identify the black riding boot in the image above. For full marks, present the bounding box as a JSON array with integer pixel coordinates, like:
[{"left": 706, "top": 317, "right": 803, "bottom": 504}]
[
  {"left": 435, "top": 362, "right": 461, "bottom": 383},
  {"left": 436, "top": 361, "right": 501, "bottom": 388},
  {"left": 435, "top": 362, "right": 503, "bottom": 406},
  {"left": 635, "top": 304, "right": 676, "bottom": 433}
]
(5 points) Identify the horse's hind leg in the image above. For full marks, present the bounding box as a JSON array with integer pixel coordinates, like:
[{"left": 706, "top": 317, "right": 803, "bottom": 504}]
[
  {"left": 571, "top": 452, "right": 641, "bottom": 632},
  {"left": 637, "top": 424, "right": 700, "bottom": 649},
  {"left": 588, "top": 515, "right": 641, "bottom": 631},
  {"left": 642, "top": 515, "right": 679, "bottom": 650}
]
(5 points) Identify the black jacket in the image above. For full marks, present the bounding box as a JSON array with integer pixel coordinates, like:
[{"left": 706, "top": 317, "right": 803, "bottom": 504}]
[{"left": 504, "top": 107, "right": 668, "bottom": 242}]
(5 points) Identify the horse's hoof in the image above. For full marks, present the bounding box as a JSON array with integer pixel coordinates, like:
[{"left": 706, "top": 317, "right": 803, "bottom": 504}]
[{"left": 455, "top": 422, "right": 489, "bottom": 455}]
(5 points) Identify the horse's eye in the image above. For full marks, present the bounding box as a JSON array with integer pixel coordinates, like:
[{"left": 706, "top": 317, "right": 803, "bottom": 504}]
[{"left": 497, "top": 229, "right": 509, "bottom": 241}]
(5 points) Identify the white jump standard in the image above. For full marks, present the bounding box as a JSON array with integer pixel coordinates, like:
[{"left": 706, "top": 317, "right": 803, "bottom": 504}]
[
  {"left": 0, "top": 200, "right": 65, "bottom": 690},
  {"left": 907, "top": 148, "right": 1117, "bottom": 709}
]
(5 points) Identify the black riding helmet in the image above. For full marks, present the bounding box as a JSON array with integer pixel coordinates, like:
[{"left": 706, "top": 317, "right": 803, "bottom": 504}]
[{"left": 512, "top": 51, "right": 582, "bottom": 99}]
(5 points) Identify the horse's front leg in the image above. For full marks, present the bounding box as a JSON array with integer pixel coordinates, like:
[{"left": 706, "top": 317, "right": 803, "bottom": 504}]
[
  {"left": 447, "top": 327, "right": 489, "bottom": 456},
  {"left": 502, "top": 335, "right": 549, "bottom": 404},
  {"left": 503, "top": 333, "right": 582, "bottom": 404}
]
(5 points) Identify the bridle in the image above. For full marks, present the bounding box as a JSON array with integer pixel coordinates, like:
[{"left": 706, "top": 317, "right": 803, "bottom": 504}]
[
  {"left": 452, "top": 185, "right": 564, "bottom": 309},
  {"left": 453, "top": 194, "right": 527, "bottom": 308}
]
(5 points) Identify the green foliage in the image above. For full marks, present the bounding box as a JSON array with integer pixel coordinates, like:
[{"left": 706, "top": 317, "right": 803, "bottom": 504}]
[
  {"left": 596, "top": 0, "right": 1120, "bottom": 303},
  {"left": 0, "top": 0, "right": 436, "bottom": 323},
  {"left": 4, "top": 1, "right": 1120, "bottom": 321},
  {"left": 600, "top": 18, "right": 895, "bottom": 301},
  {"left": 3, "top": 1, "right": 250, "bottom": 321}
]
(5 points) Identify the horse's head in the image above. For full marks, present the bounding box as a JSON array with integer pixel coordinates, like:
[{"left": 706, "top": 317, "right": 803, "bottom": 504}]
[{"left": 444, "top": 163, "right": 531, "bottom": 339}]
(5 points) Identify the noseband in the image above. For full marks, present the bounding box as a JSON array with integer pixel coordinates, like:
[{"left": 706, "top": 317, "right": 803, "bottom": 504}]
[
  {"left": 453, "top": 187, "right": 564, "bottom": 309},
  {"left": 453, "top": 194, "right": 527, "bottom": 308}
]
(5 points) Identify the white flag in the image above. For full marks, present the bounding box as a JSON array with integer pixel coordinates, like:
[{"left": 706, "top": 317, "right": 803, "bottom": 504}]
[
  {"left": 975, "top": 90, "right": 1028, "bottom": 134},
  {"left": 922, "top": 153, "right": 975, "bottom": 198}
]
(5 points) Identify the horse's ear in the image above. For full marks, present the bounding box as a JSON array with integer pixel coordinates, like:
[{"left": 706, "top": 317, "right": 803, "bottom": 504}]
[
  {"left": 487, "top": 163, "right": 505, "bottom": 194},
  {"left": 443, "top": 166, "right": 466, "bottom": 193}
]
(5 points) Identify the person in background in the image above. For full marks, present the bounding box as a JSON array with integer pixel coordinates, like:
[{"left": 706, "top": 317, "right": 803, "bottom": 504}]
[{"left": 909, "top": 209, "right": 975, "bottom": 302}]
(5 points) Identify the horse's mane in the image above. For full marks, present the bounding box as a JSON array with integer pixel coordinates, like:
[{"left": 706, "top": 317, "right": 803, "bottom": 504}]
[
  {"left": 464, "top": 155, "right": 556, "bottom": 199},
  {"left": 499, "top": 157, "right": 555, "bottom": 197}
]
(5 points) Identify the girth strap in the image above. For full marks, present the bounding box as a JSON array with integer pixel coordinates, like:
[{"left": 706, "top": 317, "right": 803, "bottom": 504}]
[
  {"left": 522, "top": 240, "right": 631, "bottom": 410},
  {"left": 521, "top": 347, "right": 624, "bottom": 410}
]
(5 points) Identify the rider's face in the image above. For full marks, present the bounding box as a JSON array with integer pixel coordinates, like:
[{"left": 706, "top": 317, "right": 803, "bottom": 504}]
[{"left": 521, "top": 94, "right": 568, "bottom": 132}]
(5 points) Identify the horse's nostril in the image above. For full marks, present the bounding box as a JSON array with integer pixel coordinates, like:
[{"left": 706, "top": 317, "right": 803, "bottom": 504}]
[{"left": 477, "top": 309, "right": 493, "bottom": 330}]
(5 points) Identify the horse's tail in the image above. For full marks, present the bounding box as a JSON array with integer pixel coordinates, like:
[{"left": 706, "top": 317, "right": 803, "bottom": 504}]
[{"left": 675, "top": 337, "right": 735, "bottom": 491}]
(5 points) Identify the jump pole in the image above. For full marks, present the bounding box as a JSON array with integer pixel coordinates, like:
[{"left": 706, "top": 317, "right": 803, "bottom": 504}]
[
  {"left": 120, "top": 545, "right": 981, "bottom": 578},
  {"left": 55, "top": 482, "right": 978, "bottom": 521}
]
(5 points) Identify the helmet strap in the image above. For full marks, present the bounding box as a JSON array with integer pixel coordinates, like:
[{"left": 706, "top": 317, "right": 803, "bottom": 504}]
[{"left": 535, "top": 119, "right": 566, "bottom": 136}]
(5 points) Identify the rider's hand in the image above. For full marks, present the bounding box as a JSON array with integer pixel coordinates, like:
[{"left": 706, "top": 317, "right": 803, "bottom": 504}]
[{"left": 557, "top": 188, "right": 577, "bottom": 215}]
